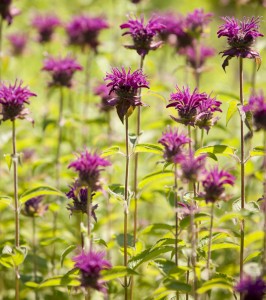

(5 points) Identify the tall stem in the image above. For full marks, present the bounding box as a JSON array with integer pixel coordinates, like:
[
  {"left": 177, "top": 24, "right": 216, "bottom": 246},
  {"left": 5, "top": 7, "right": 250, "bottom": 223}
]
[
  {"left": 32, "top": 217, "right": 39, "bottom": 300},
  {"left": 206, "top": 203, "right": 214, "bottom": 280},
  {"left": 239, "top": 58, "right": 245, "bottom": 282},
  {"left": 12, "top": 120, "right": 20, "bottom": 300},
  {"left": 191, "top": 182, "right": 198, "bottom": 300},
  {"left": 0, "top": 17, "right": 3, "bottom": 81},
  {"left": 262, "top": 131, "right": 266, "bottom": 276},
  {"left": 174, "top": 164, "right": 179, "bottom": 300},
  {"left": 188, "top": 125, "right": 192, "bottom": 153},
  {"left": 87, "top": 186, "right": 92, "bottom": 250},
  {"left": 124, "top": 115, "right": 130, "bottom": 300},
  {"left": 56, "top": 87, "right": 64, "bottom": 188},
  {"left": 133, "top": 54, "right": 145, "bottom": 245}
]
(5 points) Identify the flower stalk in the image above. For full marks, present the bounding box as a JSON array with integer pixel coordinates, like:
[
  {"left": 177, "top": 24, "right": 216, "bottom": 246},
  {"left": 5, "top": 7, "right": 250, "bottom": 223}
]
[
  {"left": 174, "top": 163, "right": 179, "bottom": 300},
  {"left": 206, "top": 202, "right": 214, "bottom": 280},
  {"left": 263, "top": 130, "right": 266, "bottom": 276}
]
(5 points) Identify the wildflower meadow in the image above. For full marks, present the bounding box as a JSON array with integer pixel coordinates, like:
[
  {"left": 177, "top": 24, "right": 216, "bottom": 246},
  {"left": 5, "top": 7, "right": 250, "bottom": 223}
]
[{"left": 1, "top": 0, "right": 266, "bottom": 299}]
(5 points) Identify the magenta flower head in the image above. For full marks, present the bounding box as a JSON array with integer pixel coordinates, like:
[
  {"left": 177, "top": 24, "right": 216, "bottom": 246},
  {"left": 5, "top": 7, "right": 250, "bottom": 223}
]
[
  {"left": 94, "top": 84, "right": 114, "bottom": 113},
  {"left": 185, "top": 44, "right": 215, "bottom": 70},
  {"left": 185, "top": 9, "right": 213, "bottom": 39},
  {"left": 23, "top": 196, "right": 48, "bottom": 218},
  {"left": 32, "top": 14, "right": 60, "bottom": 43},
  {"left": 120, "top": 16, "right": 165, "bottom": 57},
  {"left": 167, "top": 86, "right": 207, "bottom": 126},
  {"left": 68, "top": 149, "right": 111, "bottom": 190},
  {"left": 66, "top": 15, "right": 108, "bottom": 52},
  {"left": 202, "top": 166, "right": 235, "bottom": 203},
  {"left": 217, "top": 17, "right": 263, "bottom": 71},
  {"left": 195, "top": 95, "right": 222, "bottom": 132},
  {"left": 180, "top": 152, "right": 206, "bottom": 182},
  {"left": 0, "top": 80, "right": 36, "bottom": 123},
  {"left": 42, "top": 56, "right": 82, "bottom": 88},
  {"left": 8, "top": 32, "right": 27, "bottom": 56},
  {"left": 158, "top": 127, "right": 190, "bottom": 163},
  {"left": 0, "top": 0, "right": 18, "bottom": 25},
  {"left": 66, "top": 183, "right": 98, "bottom": 221},
  {"left": 244, "top": 91, "right": 266, "bottom": 131},
  {"left": 235, "top": 276, "right": 266, "bottom": 300},
  {"left": 73, "top": 250, "right": 111, "bottom": 293},
  {"left": 104, "top": 67, "right": 149, "bottom": 123}
]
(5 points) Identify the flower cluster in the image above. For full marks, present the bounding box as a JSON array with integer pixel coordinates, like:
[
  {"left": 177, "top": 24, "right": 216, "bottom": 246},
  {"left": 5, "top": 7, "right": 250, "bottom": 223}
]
[
  {"left": 235, "top": 276, "right": 266, "bottom": 300},
  {"left": 185, "top": 44, "right": 215, "bottom": 70},
  {"left": 94, "top": 84, "right": 114, "bottom": 113},
  {"left": 42, "top": 56, "right": 82, "bottom": 87},
  {"left": 0, "top": 80, "right": 36, "bottom": 122},
  {"left": 68, "top": 150, "right": 111, "bottom": 190},
  {"left": 32, "top": 14, "right": 60, "bottom": 43},
  {"left": 23, "top": 197, "right": 49, "bottom": 218},
  {"left": 120, "top": 16, "right": 165, "bottom": 57},
  {"left": 73, "top": 250, "right": 111, "bottom": 293},
  {"left": 104, "top": 67, "right": 149, "bottom": 123},
  {"left": 66, "top": 15, "right": 108, "bottom": 51},
  {"left": 167, "top": 86, "right": 221, "bottom": 131},
  {"left": 217, "top": 17, "right": 263, "bottom": 70},
  {"left": 8, "top": 33, "right": 27, "bottom": 56},
  {"left": 179, "top": 152, "right": 206, "bottom": 182},
  {"left": 158, "top": 127, "right": 190, "bottom": 163},
  {"left": 0, "top": 0, "right": 18, "bottom": 25},
  {"left": 66, "top": 184, "right": 98, "bottom": 221},
  {"left": 244, "top": 91, "right": 266, "bottom": 131},
  {"left": 202, "top": 167, "right": 235, "bottom": 203}
]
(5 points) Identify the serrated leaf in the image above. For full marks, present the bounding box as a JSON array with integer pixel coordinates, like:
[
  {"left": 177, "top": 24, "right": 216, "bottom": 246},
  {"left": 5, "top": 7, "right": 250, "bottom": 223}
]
[
  {"left": 101, "top": 266, "right": 138, "bottom": 281},
  {"left": 107, "top": 184, "right": 125, "bottom": 201},
  {"left": 135, "top": 143, "right": 163, "bottom": 155},
  {"left": 138, "top": 171, "right": 174, "bottom": 189},
  {"left": 226, "top": 100, "right": 238, "bottom": 126},
  {"left": 60, "top": 245, "right": 76, "bottom": 267},
  {"left": 19, "top": 186, "right": 66, "bottom": 204},
  {"left": 102, "top": 146, "right": 123, "bottom": 157},
  {"left": 250, "top": 147, "right": 265, "bottom": 157},
  {"left": 196, "top": 145, "right": 238, "bottom": 161},
  {"left": 0, "top": 247, "right": 27, "bottom": 268},
  {"left": 38, "top": 275, "right": 80, "bottom": 288},
  {"left": 197, "top": 278, "right": 233, "bottom": 294}
]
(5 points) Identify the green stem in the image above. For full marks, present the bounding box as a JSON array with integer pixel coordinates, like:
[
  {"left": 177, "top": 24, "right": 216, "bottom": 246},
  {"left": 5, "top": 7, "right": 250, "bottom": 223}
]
[
  {"left": 0, "top": 17, "right": 3, "bottom": 81},
  {"left": 239, "top": 58, "right": 245, "bottom": 283},
  {"left": 124, "top": 115, "right": 130, "bottom": 300},
  {"left": 174, "top": 163, "right": 179, "bottom": 300},
  {"left": 12, "top": 120, "right": 20, "bottom": 300},
  {"left": 32, "top": 217, "right": 39, "bottom": 300},
  {"left": 87, "top": 186, "right": 92, "bottom": 250},
  {"left": 188, "top": 125, "right": 192, "bottom": 153},
  {"left": 191, "top": 182, "right": 198, "bottom": 300},
  {"left": 262, "top": 131, "right": 266, "bottom": 276},
  {"left": 206, "top": 203, "right": 214, "bottom": 280}
]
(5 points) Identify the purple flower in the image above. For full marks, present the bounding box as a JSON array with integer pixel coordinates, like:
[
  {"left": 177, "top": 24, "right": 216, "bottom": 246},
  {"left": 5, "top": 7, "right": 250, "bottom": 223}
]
[
  {"left": 94, "top": 84, "right": 114, "bottom": 113},
  {"left": 73, "top": 250, "right": 111, "bottom": 293},
  {"left": 0, "top": 0, "right": 19, "bottom": 25},
  {"left": 158, "top": 127, "right": 190, "bottom": 163},
  {"left": 195, "top": 95, "right": 222, "bottom": 132},
  {"left": 180, "top": 152, "right": 206, "bottom": 182},
  {"left": 42, "top": 56, "right": 82, "bottom": 88},
  {"left": 32, "top": 14, "right": 60, "bottom": 43},
  {"left": 244, "top": 91, "right": 266, "bottom": 131},
  {"left": 202, "top": 167, "right": 235, "bottom": 203},
  {"left": 185, "top": 44, "right": 215, "bottom": 69},
  {"left": 0, "top": 80, "right": 36, "bottom": 122},
  {"left": 217, "top": 17, "right": 263, "bottom": 71},
  {"left": 8, "top": 32, "right": 27, "bottom": 56},
  {"left": 120, "top": 16, "right": 165, "bottom": 57},
  {"left": 167, "top": 86, "right": 207, "bottom": 126},
  {"left": 23, "top": 197, "right": 49, "bottom": 217},
  {"left": 104, "top": 67, "right": 149, "bottom": 123},
  {"left": 185, "top": 9, "right": 213, "bottom": 39},
  {"left": 66, "top": 15, "right": 108, "bottom": 51},
  {"left": 235, "top": 276, "right": 266, "bottom": 300},
  {"left": 66, "top": 184, "right": 98, "bottom": 221},
  {"left": 68, "top": 150, "right": 111, "bottom": 190}
]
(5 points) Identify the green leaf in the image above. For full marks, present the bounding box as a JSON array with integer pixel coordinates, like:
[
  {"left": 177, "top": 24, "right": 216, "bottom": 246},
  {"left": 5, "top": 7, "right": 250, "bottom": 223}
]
[
  {"left": 107, "top": 184, "right": 125, "bottom": 201},
  {"left": 135, "top": 143, "right": 163, "bottom": 155},
  {"left": 197, "top": 278, "right": 233, "bottom": 294},
  {"left": 38, "top": 275, "right": 80, "bottom": 288},
  {"left": 128, "top": 246, "right": 173, "bottom": 269},
  {"left": 102, "top": 146, "right": 123, "bottom": 157},
  {"left": 141, "top": 223, "right": 173, "bottom": 235},
  {"left": 202, "top": 242, "right": 239, "bottom": 252},
  {"left": 138, "top": 171, "right": 174, "bottom": 189},
  {"left": 19, "top": 186, "right": 66, "bottom": 204},
  {"left": 250, "top": 147, "right": 265, "bottom": 157},
  {"left": 60, "top": 245, "right": 76, "bottom": 267},
  {"left": 244, "top": 251, "right": 261, "bottom": 263},
  {"left": 164, "top": 278, "right": 191, "bottom": 293},
  {"left": 4, "top": 154, "right": 12, "bottom": 170},
  {"left": 180, "top": 213, "right": 210, "bottom": 229},
  {"left": 196, "top": 145, "right": 238, "bottom": 161},
  {"left": 0, "top": 246, "right": 27, "bottom": 268},
  {"left": 245, "top": 231, "right": 264, "bottom": 247},
  {"left": 226, "top": 100, "right": 238, "bottom": 126},
  {"left": 0, "top": 195, "right": 12, "bottom": 207},
  {"left": 101, "top": 266, "right": 138, "bottom": 281}
]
